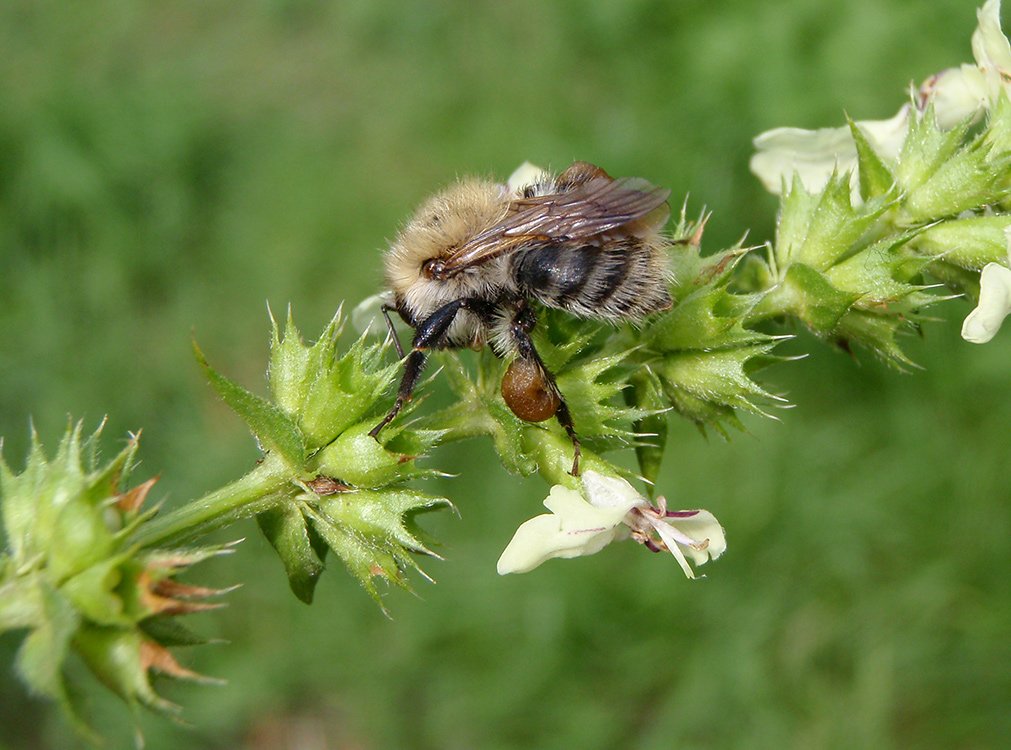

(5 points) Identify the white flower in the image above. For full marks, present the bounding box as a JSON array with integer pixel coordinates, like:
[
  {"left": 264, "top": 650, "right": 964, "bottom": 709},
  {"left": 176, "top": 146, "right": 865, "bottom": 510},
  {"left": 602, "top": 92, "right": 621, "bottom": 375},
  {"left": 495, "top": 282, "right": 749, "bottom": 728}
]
[
  {"left": 506, "top": 161, "right": 550, "bottom": 195},
  {"left": 496, "top": 471, "right": 726, "bottom": 577},
  {"left": 962, "top": 227, "right": 1011, "bottom": 343},
  {"left": 750, "top": 0, "right": 1011, "bottom": 196},
  {"left": 920, "top": 0, "right": 1011, "bottom": 127},
  {"left": 750, "top": 107, "right": 909, "bottom": 196},
  {"left": 351, "top": 292, "right": 395, "bottom": 338}
]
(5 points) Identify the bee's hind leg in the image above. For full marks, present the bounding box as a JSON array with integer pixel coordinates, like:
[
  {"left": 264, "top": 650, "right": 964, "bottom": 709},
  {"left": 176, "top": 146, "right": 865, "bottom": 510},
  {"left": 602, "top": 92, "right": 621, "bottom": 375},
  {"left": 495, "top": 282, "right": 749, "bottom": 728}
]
[{"left": 508, "top": 304, "right": 582, "bottom": 476}]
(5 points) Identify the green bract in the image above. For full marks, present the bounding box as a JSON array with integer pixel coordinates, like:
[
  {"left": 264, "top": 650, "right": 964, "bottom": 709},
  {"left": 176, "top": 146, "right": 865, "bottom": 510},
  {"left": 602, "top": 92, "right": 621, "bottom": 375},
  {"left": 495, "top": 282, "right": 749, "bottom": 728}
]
[
  {"left": 4, "top": 2, "right": 1011, "bottom": 741},
  {"left": 0, "top": 423, "right": 230, "bottom": 741},
  {"left": 193, "top": 308, "right": 452, "bottom": 608}
]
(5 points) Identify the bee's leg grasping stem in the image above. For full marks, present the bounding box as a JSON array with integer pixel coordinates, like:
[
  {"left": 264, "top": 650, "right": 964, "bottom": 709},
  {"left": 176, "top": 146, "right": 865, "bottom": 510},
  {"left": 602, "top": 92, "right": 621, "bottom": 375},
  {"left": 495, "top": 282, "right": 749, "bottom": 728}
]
[
  {"left": 509, "top": 302, "right": 582, "bottom": 476},
  {"left": 368, "top": 347, "right": 425, "bottom": 438},
  {"left": 555, "top": 400, "right": 582, "bottom": 477},
  {"left": 370, "top": 297, "right": 473, "bottom": 440}
]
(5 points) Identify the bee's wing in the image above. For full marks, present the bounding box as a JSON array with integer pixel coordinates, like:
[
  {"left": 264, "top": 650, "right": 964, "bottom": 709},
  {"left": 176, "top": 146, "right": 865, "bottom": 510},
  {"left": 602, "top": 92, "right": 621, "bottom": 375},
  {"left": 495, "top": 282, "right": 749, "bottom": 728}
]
[{"left": 442, "top": 176, "right": 671, "bottom": 272}]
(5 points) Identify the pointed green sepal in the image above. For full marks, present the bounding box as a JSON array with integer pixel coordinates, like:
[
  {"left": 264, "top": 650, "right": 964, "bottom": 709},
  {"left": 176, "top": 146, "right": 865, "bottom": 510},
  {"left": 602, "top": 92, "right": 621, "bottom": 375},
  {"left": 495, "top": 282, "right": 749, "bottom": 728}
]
[
  {"left": 313, "top": 421, "right": 443, "bottom": 488},
  {"left": 645, "top": 287, "right": 767, "bottom": 351},
  {"left": 849, "top": 115, "right": 897, "bottom": 201},
  {"left": 913, "top": 214, "right": 1011, "bottom": 270},
  {"left": 826, "top": 232, "right": 933, "bottom": 307},
  {"left": 900, "top": 107, "right": 1011, "bottom": 222},
  {"left": 303, "top": 488, "right": 451, "bottom": 611},
  {"left": 751, "top": 262, "right": 862, "bottom": 334},
  {"left": 256, "top": 502, "right": 326, "bottom": 604},
  {"left": 656, "top": 342, "right": 785, "bottom": 430},
  {"left": 833, "top": 309, "right": 918, "bottom": 368},
  {"left": 625, "top": 367, "right": 669, "bottom": 491},
  {"left": 776, "top": 173, "right": 889, "bottom": 271},
  {"left": 194, "top": 340, "right": 306, "bottom": 466},
  {"left": 268, "top": 307, "right": 400, "bottom": 448},
  {"left": 12, "top": 581, "right": 98, "bottom": 742}
]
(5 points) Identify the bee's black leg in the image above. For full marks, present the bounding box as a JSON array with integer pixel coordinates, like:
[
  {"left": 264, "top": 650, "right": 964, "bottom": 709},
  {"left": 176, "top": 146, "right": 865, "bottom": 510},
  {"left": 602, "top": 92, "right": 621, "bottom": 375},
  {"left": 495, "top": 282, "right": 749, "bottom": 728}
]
[
  {"left": 509, "top": 304, "right": 582, "bottom": 476},
  {"left": 380, "top": 303, "right": 405, "bottom": 358},
  {"left": 370, "top": 298, "right": 471, "bottom": 440}
]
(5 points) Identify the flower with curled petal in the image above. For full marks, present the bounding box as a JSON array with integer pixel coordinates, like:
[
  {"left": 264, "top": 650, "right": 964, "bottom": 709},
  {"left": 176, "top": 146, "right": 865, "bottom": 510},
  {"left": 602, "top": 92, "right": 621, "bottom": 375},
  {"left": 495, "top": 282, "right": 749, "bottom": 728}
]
[{"left": 497, "top": 470, "right": 725, "bottom": 577}]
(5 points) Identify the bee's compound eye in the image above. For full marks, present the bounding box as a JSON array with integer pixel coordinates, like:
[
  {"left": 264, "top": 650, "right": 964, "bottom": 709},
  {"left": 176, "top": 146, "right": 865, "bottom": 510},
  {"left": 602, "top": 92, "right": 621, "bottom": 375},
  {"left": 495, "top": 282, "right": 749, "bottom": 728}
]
[
  {"left": 422, "top": 258, "right": 447, "bottom": 279},
  {"left": 501, "top": 358, "right": 560, "bottom": 423}
]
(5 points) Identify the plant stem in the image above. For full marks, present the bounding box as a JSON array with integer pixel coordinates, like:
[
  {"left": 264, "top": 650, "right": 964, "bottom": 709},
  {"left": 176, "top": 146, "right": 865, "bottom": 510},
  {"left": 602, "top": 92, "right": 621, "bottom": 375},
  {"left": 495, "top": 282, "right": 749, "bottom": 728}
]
[{"left": 131, "top": 452, "right": 291, "bottom": 548}]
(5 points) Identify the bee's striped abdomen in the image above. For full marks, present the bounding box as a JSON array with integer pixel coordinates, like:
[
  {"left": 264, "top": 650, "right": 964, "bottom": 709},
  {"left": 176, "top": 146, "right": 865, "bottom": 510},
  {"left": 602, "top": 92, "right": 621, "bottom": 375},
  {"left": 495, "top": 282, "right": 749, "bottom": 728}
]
[{"left": 512, "top": 240, "right": 670, "bottom": 321}]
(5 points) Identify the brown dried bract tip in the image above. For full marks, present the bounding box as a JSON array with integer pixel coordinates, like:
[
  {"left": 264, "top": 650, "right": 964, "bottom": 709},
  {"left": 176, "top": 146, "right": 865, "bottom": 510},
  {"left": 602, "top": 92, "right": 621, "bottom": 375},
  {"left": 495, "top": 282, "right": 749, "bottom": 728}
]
[
  {"left": 501, "top": 358, "right": 561, "bottom": 422},
  {"left": 307, "top": 476, "right": 352, "bottom": 495},
  {"left": 116, "top": 476, "right": 158, "bottom": 513}
]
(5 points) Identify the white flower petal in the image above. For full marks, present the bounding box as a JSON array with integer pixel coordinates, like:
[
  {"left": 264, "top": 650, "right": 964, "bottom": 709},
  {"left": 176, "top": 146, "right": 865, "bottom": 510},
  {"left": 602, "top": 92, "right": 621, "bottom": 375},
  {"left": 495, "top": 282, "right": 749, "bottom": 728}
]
[
  {"left": 649, "top": 508, "right": 727, "bottom": 579},
  {"left": 580, "top": 471, "right": 645, "bottom": 514},
  {"left": 651, "top": 521, "right": 700, "bottom": 578},
  {"left": 750, "top": 125, "right": 855, "bottom": 195},
  {"left": 962, "top": 262, "right": 1011, "bottom": 343},
  {"left": 856, "top": 108, "right": 912, "bottom": 162},
  {"left": 543, "top": 483, "right": 631, "bottom": 532},
  {"left": 667, "top": 509, "right": 728, "bottom": 563},
  {"left": 497, "top": 484, "right": 628, "bottom": 575},
  {"left": 924, "top": 65, "right": 991, "bottom": 128},
  {"left": 506, "top": 161, "right": 549, "bottom": 194},
  {"left": 962, "top": 227, "right": 1011, "bottom": 344},
  {"left": 972, "top": 0, "right": 1011, "bottom": 75},
  {"left": 753, "top": 1, "right": 1011, "bottom": 198},
  {"left": 749, "top": 108, "right": 909, "bottom": 197},
  {"left": 351, "top": 292, "right": 394, "bottom": 337}
]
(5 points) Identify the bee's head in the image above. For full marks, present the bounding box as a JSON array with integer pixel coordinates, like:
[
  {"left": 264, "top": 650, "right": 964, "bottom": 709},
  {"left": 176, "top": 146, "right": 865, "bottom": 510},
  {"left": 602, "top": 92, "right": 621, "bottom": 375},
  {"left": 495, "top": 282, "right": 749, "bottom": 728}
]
[{"left": 384, "top": 178, "right": 508, "bottom": 317}]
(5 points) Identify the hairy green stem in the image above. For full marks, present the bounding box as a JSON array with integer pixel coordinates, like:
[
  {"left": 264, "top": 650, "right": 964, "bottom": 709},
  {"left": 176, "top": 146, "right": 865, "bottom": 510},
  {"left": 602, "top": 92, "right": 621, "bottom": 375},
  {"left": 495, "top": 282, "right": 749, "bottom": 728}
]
[{"left": 131, "top": 452, "right": 291, "bottom": 548}]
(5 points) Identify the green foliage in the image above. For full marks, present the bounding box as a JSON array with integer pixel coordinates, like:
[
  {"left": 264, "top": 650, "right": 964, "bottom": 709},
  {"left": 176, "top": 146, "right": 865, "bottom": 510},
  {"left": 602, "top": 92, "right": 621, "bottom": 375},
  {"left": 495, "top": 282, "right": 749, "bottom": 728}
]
[
  {"left": 195, "top": 311, "right": 452, "bottom": 607},
  {"left": 1, "top": 1, "right": 1009, "bottom": 748},
  {"left": 0, "top": 424, "right": 230, "bottom": 740}
]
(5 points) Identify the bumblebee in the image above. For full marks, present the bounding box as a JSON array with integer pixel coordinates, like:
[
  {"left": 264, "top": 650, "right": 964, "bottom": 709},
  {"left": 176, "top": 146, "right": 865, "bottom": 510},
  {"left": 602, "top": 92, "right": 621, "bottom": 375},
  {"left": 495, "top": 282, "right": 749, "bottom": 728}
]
[{"left": 370, "top": 161, "right": 674, "bottom": 475}]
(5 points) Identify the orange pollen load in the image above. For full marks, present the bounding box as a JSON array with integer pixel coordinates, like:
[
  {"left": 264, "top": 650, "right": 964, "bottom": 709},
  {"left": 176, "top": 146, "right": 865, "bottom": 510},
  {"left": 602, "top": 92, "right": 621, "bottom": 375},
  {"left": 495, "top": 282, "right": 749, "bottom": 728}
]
[{"left": 501, "top": 358, "right": 561, "bottom": 422}]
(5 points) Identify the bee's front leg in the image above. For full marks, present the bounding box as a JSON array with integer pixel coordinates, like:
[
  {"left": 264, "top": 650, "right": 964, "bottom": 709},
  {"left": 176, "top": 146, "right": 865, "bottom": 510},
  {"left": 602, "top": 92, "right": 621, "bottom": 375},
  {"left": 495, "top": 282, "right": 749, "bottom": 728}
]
[
  {"left": 506, "top": 304, "right": 581, "bottom": 476},
  {"left": 380, "top": 303, "right": 406, "bottom": 358},
  {"left": 370, "top": 298, "right": 471, "bottom": 440}
]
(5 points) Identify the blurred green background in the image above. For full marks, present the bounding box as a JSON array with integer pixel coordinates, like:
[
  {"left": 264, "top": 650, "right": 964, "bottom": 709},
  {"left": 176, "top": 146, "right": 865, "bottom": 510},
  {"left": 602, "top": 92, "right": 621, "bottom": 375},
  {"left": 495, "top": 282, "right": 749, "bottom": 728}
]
[{"left": 1, "top": 1, "right": 1009, "bottom": 748}]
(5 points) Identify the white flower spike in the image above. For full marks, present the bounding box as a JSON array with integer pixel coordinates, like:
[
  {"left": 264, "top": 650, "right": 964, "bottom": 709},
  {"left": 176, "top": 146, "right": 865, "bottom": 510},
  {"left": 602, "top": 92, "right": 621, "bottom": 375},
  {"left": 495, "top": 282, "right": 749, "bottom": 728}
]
[
  {"left": 962, "top": 227, "right": 1011, "bottom": 343},
  {"left": 750, "top": 108, "right": 909, "bottom": 196},
  {"left": 750, "top": 1, "right": 1011, "bottom": 196},
  {"left": 497, "top": 471, "right": 725, "bottom": 577}
]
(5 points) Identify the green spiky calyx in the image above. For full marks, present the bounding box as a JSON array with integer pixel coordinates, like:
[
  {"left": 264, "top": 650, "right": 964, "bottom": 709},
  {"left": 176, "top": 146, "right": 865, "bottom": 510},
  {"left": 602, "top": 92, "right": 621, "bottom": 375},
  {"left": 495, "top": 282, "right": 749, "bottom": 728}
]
[
  {"left": 194, "top": 308, "right": 452, "bottom": 608},
  {"left": 0, "top": 422, "right": 230, "bottom": 740},
  {"left": 749, "top": 100, "right": 1011, "bottom": 367}
]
